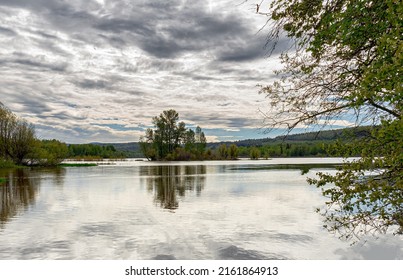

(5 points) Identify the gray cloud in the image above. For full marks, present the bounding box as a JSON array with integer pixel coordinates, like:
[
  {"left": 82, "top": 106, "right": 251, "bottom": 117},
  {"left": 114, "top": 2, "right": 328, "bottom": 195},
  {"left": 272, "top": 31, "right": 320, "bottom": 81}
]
[
  {"left": 1, "top": 0, "right": 264, "bottom": 59},
  {"left": 35, "top": 30, "right": 60, "bottom": 40},
  {"left": 0, "top": 52, "right": 69, "bottom": 72},
  {"left": 218, "top": 39, "right": 266, "bottom": 62},
  {"left": 0, "top": 26, "right": 16, "bottom": 36},
  {"left": 185, "top": 113, "right": 260, "bottom": 129},
  {"left": 0, "top": 0, "right": 285, "bottom": 143},
  {"left": 42, "top": 111, "right": 88, "bottom": 121},
  {"left": 21, "top": 100, "right": 53, "bottom": 116},
  {"left": 262, "top": 35, "right": 295, "bottom": 56},
  {"left": 89, "top": 1, "right": 259, "bottom": 59},
  {"left": 0, "top": 0, "right": 31, "bottom": 7},
  {"left": 4, "top": 58, "right": 68, "bottom": 72},
  {"left": 73, "top": 79, "right": 111, "bottom": 90},
  {"left": 94, "top": 17, "right": 151, "bottom": 35}
]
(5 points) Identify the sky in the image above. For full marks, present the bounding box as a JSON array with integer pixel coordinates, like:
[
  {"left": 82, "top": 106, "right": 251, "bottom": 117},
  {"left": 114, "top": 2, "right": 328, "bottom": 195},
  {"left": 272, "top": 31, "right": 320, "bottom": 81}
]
[{"left": 0, "top": 0, "right": 296, "bottom": 143}]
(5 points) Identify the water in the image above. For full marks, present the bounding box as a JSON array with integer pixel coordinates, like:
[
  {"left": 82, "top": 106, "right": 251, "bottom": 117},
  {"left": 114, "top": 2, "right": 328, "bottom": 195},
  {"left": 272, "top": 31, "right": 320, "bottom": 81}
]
[{"left": 0, "top": 158, "right": 402, "bottom": 260}]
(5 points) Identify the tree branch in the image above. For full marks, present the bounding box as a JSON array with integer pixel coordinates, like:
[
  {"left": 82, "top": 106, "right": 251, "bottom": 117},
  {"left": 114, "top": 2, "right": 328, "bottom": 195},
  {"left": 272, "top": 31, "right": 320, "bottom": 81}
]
[{"left": 366, "top": 99, "right": 400, "bottom": 118}]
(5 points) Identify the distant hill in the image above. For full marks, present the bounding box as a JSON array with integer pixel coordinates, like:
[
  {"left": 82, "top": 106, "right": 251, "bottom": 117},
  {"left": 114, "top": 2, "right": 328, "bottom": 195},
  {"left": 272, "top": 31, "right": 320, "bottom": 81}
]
[
  {"left": 207, "top": 126, "right": 372, "bottom": 149},
  {"left": 89, "top": 126, "right": 371, "bottom": 157}
]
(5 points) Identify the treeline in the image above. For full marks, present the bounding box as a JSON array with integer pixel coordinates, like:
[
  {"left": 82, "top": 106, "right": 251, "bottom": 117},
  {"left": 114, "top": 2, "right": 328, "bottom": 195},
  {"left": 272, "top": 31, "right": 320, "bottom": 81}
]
[
  {"left": 97, "top": 142, "right": 142, "bottom": 158},
  {"left": 209, "top": 126, "right": 372, "bottom": 149},
  {"left": 206, "top": 141, "right": 330, "bottom": 160},
  {"left": 203, "top": 127, "right": 372, "bottom": 159},
  {"left": 1, "top": 104, "right": 68, "bottom": 167},
  {"left": 67, "top": 144, "right": 125, "bottom": 159},
  {"left": 237, "top": 142, "right": 330, "bottom": 158}
]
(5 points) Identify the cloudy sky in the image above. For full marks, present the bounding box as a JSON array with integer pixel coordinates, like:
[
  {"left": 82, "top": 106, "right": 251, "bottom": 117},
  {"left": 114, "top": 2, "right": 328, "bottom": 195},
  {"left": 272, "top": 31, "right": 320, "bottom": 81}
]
[{"left": 0, "top": 0, "right": 291, "bottom": 143}]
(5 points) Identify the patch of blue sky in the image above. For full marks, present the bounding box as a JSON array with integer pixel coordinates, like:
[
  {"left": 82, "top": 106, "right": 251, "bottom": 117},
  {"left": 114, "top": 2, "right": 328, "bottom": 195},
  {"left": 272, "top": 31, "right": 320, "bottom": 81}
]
[
  {"left": 92, "top": 123, "right": 145, "bottom": 132},
  {"left": 201, "top": 128, "right": 285, "bottom": 142}
]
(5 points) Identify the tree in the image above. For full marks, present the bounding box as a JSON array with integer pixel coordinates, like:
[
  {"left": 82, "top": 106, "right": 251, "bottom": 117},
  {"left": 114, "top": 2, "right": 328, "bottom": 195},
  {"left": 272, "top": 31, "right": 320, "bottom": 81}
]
[
  {"left": 217, "top": 144, "right": 228, "bottom": 159},
  {"left": 139, "top": 129, "right": 157, "bottom": 160},
  {"left": 151, "top": 109, "right": 187, "bottom": 159},
  {"left": 31, "top": 139, "right": 68, "bottom": 166},
  {"left": 1, "top": 104, "right": 71, "bottom": 166},
  {"left": 0, "top": 104, "right": 35, "bottom": 165},
  {"left": 184, "top": 129, "right": 196, "bottom": 151},
  {"left": 0, "top": 104, "right": 17, "bottom": 159},
  {"left": 142, "top": 110, "right": 207, "bottom": 160},
  {"left": 228, "top": 144, "right": 239, "bottom": 159},
  {"left": 256, "top": 0, "right": 402, "bottom": 241},
  {"left": 249, "top": 147, "right": 261, "bottom": 160},
  {"left": 10, "top": 120, "right": 35, "bottom": 165},
  {"left": 195, "top": 126, "right": 207, "bottom": 155}
]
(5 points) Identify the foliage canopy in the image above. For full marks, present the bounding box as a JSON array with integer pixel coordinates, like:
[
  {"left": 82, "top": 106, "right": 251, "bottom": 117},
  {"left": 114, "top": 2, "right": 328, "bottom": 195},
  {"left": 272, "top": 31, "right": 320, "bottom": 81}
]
[
  {"left": 0, "top": 104, "right": 68, "bottom": 166},
  {"left": 0, "top": 104, "right": 36, "bottom": 165},
  {"left": 140, "top": 109, "right": 207, "bottom": 161},
  {"left": 257, "top": 0, "right": 402, "bottom": 240}
]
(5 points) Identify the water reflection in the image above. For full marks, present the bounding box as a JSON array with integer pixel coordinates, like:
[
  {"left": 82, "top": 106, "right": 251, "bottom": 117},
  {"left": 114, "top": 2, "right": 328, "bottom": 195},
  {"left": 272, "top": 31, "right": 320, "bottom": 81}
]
[
  {"left": 0, "top": 168, "right": 66, "bottom": 227},
  {"left": 0, "top": 169, "right": 39, "bottom": 226},
  {"left": 218, "top": 245, "right": 287, "bottom": 260},
  {"left": 40, "top": 167, "right": 66, "bottom": 187},
  {"left": 229, "top": 163, "right": 341, "bottom": 175},
  {"left": 141, "top": 165, "right": 206, "bottom": 210},
  {"left": 1, "top": 160, "right": 401, "bottom": 260}
]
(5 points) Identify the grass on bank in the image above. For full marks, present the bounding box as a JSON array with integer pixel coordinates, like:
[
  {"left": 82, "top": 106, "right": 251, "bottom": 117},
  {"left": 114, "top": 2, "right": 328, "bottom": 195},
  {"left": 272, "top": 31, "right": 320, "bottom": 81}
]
[
  {"left": 0, "top": 159, "right": 18, "bottom": 169},
  {"left": 1, "top": 158, "right": 97, "bottom": 169}
]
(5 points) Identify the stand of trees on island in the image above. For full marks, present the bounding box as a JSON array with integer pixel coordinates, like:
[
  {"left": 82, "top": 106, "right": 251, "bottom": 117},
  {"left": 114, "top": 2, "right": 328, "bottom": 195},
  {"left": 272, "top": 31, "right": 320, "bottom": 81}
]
[{"left": 139, "top": 109, "right": 208, "bottom": 161}]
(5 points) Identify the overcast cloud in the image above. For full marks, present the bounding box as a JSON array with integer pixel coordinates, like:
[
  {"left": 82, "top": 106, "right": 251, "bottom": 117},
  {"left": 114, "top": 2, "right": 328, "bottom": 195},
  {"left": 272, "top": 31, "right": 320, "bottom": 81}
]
[{"left": 0, "top": 0, "right": 286, "bottom": 143}]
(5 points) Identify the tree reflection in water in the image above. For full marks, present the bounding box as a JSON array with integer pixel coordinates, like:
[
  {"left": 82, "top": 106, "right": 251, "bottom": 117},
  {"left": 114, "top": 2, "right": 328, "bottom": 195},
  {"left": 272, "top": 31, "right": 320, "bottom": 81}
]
[
  {"left": 0, "top": 169, "right": 39, "bottom": 226},
  {"left": 0, "top": 168, "right": 65, "bottom": 227},
  {"left": 141, "top": 165, "right": 206, "bottom": 210}
]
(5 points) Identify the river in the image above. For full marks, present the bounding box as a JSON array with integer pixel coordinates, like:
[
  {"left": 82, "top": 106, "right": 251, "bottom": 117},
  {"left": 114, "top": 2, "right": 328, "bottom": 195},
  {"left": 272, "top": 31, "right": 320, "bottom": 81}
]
[{"left": 0, "top": 158, "right": 402, "bottom": 259}]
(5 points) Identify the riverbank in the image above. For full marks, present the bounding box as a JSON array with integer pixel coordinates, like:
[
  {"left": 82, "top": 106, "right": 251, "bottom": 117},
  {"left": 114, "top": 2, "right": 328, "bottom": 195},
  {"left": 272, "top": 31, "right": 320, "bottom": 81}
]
[
  {"left": 0, "top": 160, "right": 98, "bottom": 169},
  {"left": 0, "top": 159, "right": 18, "bottom": 169}
]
